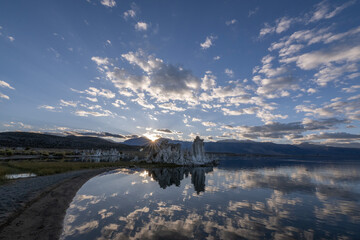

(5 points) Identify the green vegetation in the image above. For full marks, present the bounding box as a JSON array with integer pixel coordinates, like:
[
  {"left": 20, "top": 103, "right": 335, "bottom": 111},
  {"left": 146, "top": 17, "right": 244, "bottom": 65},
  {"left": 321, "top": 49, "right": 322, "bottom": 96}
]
[{"left": 0, "top": 159, "right": 180, "bottom": 184}]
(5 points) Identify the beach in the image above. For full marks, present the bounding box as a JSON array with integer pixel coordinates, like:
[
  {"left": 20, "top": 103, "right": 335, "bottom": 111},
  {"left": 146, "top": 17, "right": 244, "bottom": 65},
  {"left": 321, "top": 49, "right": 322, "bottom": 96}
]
[{"left": 0, "top": 169, "right": 108, "bottom": 240}]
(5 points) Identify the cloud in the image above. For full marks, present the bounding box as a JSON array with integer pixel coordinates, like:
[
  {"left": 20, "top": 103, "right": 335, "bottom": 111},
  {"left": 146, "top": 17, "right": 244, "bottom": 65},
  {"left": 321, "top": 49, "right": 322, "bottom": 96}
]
[
  {"left": 85, "top": 87, "right": 115, "bottom": 99},
  {"left": 248, "top": 7, "right": 259, "bottom": 17},
  {"left": 38, "top": 105, "right": 61, "bottom": 112},
  {"left": 309, "top": 0, "right": 355, "bottom": 22},
  {"left": 260, "top": 0, "right": 356, "bottom": 37},
  {"left": 200, "top": 36, "right": 217, "bottom": 49},
  {"left": 100, "top": 0, "right": 116, "bottom": 8},
  {"left": 158, "top": 102, "right": 186, "bottom": 112},
  {"left": 124, "top": 9, "right": 136, "bottom": 19},
  {"left": 135, "top": 22, "right": 148, "bottom": 31},
  {"left": 112, "top": 99, "right": 126, "bottom": 107},
  {"left": 294, "top": 45, "right": 360, "bottom": 71},
  {"left": 155, "top": 129, "right": 173, "bottom": 133},
  {"left": 107, "top": 50, "right": 200, "bottom": 103},
  {"left": 0, "top": 92, "right": 10, "bottom": 100},
  {"left": 222, "top": 107, "right": 258, "bottom": 116},
  {"left": 7, "top": 36, "right": 14, "bottom": 42},
  {"left": 225, "top": 68, "right": 234, "bottom": 78},
  {"left": 75, "top": 109, "right": 114, "bottom": 117},
  {"left": 202, "top": 121, "right": 217, "bottom": 127},
  {"left": 224, "top": 117, "right": 349, "bottom": 140},
  {"left": 213, "top": 56, "right": 220, "bottom": 61},
  {"left": 225, "top": 19, "right": 237, "bottom": 26},
  {"left": 0, "top": 80, "right": 15, "bottom": 90},
  {"left": 86, "top": 97, "right": 98, "bottom": 102},
  {"left": 91, "top": 56, "right": 110, "bottom": 66},
  {"left": 342, "top": 85, "right": 360, "bottom": 93},
  {"left": 201, "top": 71, "right": 216, "bottom": 91},
  {"left": 296, "top": 96, "right": 360, "bottom": 120},
  {"left": 60, "top": 99, "right": 78, "bottom": 107}
]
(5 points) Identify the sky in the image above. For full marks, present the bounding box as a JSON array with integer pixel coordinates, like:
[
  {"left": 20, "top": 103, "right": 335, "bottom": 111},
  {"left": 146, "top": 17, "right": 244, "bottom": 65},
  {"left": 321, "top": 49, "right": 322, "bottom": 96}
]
[{"left": 0, "top": 0, "right": 360, "bottom": 146}]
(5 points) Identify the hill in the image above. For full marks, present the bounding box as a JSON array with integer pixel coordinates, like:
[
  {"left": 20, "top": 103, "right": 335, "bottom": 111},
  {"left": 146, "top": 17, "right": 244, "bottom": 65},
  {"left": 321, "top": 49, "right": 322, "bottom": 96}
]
[{"left": 0, "top": 132, "right": 138, "bottom": 151}]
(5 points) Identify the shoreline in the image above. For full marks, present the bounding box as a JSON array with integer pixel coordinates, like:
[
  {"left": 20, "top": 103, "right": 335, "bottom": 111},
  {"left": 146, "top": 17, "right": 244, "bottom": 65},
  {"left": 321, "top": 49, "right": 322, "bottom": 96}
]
[{"left": 0, "top": 168, "right": 109, "bottom": 240}]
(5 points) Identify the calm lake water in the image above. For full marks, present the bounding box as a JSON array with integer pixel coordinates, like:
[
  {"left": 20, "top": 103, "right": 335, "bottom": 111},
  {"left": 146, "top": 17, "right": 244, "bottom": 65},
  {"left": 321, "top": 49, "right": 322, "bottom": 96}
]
[{"left": 60, "top": 159, "right": 360, "bottom": 240}]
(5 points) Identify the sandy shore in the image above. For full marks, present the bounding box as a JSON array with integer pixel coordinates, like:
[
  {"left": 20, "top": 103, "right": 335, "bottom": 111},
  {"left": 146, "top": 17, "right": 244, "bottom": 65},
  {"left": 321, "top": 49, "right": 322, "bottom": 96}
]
[{"left": 0, "top": 169, "right": 109, "bottom": 240}]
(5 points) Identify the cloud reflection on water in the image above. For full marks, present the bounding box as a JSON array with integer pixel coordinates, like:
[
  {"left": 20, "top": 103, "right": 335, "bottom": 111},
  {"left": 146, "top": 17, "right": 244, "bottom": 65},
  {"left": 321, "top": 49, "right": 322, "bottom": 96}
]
[{"left": 61, "top": 162, "right": 360, "bottom": 240}]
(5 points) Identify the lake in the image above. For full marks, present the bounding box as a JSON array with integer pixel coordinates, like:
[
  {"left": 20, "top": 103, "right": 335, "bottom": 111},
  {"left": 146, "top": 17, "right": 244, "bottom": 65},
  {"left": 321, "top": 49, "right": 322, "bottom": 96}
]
[{"left": 60, "top": 159, "right": 360, "bottom": 240}]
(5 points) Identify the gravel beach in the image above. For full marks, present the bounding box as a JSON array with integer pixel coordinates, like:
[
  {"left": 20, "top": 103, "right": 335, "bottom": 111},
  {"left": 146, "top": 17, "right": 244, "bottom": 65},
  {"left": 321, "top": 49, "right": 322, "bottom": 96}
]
[{"left": 0, "top": 169, "right": 108, "bottom": 240}]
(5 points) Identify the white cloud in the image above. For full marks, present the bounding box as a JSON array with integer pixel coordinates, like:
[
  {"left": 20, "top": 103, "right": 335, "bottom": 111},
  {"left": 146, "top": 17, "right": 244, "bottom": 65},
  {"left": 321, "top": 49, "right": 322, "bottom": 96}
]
[
  {"left": 0, "top": 80, "right": 15, "bottom": 90},
  {"left": 309, "top": 0, "right": 355, "bottom": 22},
  {"left": 213, "top": 56, "right": 220, "bottom": 61},
  {"left": 135, "top": 22, "right": 148, "bottom": 31},
  {"left": 91, "top": 56, "right": 110, "bottom": 66},
  {"left": 202, "top": 121, "right": 217, "bottom": 127},
  {"left": 259, "top": 23, "right": 275, "bottom": 37},
  {"left": 158, "top": 102, "right": 186, "bottom": 112},
  {"left": 85, "top": 87, "right": 115, "bottom": 99},
  {"left": 342, "top": 85, "right": 360, "bottom": 93},
  {"left": 225, "top": 68, "right": 234, "bottom": 78},
  {"left": 225, "top": 19, "right": 237, "bottom": 26},
  {"left": 200, "top": 36, "right": 216, "bottom": 49},
  {"left": 275, "top": 17, "right": 293, "bottom": 34},
  {"left": 201, "top": 71, "right": 216, "bottom": 91},
  {"left": 75, "top": 110, "right": 113, "bottom": 117},
  {"left": 100, "top": 0, "right": 116, "bottom": 8},
  {"left": 8, "top": 36, "right": 14, "bottom": 42},
  {"left": 112, "top": 99, "right": 126, "bottom": 107},
  {"left": 86, "top": 97, "right": 98, "bottom": 102},
  {"left": 124, "top": 9, "right": 136, "bottom": 19},
  {"left": 60, "top": 99, "right": 78, "bottom": 107},
  {"left": 0, "top": 92, "right": 10, "bottom": 100},
  {"left": 295, "top": 45, "right": 360, "bottom": 71}
]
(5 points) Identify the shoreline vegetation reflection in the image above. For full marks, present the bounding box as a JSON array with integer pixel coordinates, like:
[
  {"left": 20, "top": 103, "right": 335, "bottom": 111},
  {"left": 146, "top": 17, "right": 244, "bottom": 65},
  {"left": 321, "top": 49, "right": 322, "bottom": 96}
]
[{"left": 61, "top": 160, "right": 360, "bottom": 240}]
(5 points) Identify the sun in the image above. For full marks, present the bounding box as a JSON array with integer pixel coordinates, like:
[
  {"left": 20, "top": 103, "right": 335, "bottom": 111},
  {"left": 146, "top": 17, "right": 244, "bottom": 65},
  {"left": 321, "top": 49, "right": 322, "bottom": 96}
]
[{"left": 144, "top": 133, "right": 159, "bottom": 142}]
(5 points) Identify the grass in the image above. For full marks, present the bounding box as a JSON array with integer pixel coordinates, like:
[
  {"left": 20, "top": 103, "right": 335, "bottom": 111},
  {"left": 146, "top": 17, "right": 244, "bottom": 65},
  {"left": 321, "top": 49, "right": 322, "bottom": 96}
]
[{"left": 0, "top": 160, "right": 180, "bottom": 184}]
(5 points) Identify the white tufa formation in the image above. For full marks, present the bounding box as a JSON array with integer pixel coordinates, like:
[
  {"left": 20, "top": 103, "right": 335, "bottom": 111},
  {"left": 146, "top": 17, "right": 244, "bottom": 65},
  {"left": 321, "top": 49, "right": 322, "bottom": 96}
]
[{"left": 145, "top": 136, "right": 213, "bottom": 165}]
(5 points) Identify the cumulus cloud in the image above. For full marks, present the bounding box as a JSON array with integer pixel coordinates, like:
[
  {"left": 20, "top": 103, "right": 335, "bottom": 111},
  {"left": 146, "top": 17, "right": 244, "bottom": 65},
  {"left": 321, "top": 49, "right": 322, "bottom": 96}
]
[
  {"left": 201, "top": 71, "right": 216, "bottom": 91},
  {"left": 100, "top": 0, "right": 116, "bottom": 8},
  {"left": 135, "top": 22, "right": 148, "bottom": 31},
  {"left": 91, "top": 56, "right": 110, "bottom": 66},
  {"left": 106, "top": 50, "right": 201, "bottom": 103},
  {"left": 124, "top": 9, "right": 136, "bottom": 19},
  {"left": 202, "top": 121, "right": 217, "bottom": 127},
  {"left": 296, "top": 96, "right": 360, "bottom": 120},
  {"left": 225, "top": 68, "right": 234, "bottom": 78},
  {"left": 112, "top": 99, "right": 126, "bottom": 107},
  {"left": 200, "top": 36, "right": 217, "bottom": 49}
]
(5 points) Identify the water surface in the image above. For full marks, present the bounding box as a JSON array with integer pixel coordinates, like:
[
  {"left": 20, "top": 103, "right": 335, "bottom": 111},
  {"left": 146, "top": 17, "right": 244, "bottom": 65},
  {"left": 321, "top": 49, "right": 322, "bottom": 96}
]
[{"left": 61, "top": 159, "right": 360, "bottom": 240}]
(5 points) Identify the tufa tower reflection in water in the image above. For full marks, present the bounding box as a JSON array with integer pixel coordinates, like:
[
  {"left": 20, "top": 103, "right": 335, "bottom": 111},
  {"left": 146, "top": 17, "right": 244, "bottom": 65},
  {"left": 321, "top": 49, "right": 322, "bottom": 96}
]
[{"left": 146, "top": 167, "right": 213, "bottom": 194}]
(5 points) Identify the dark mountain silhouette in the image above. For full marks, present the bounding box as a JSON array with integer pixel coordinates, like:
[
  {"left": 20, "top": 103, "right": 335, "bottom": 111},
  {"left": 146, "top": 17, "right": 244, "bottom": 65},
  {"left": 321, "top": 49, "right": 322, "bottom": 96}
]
[
  {"left": 123, "top": 137, "right": 360, "bottom": 159},
  {"left": 0, "top": 132, "right": 138, "bottom": 150},
  {"left": 1, "top": 132, "right": 359, "bottom": 159}
]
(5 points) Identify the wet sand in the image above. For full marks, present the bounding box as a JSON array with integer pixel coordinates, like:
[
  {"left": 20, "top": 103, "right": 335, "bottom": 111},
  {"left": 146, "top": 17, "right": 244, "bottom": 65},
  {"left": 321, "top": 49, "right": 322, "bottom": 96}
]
[{"left": 0, "top": 169, "right": 108, "bottom": 240}]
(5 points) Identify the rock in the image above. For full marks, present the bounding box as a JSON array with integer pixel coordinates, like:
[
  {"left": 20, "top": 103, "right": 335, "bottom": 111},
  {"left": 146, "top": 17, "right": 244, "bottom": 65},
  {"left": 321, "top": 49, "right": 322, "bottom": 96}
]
[{"left": 144, "top": 136, "right": 215, "bottom": 165}]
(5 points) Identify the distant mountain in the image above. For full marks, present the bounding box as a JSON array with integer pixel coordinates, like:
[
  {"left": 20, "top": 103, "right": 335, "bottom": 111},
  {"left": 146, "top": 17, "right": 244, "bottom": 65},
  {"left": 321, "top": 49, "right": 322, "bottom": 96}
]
[
  {"left": 1, "top": 132, "right": 359, "bottom": 159},
  {"left": 122, "top": 136, "right": 360, "bottom": 159},
  {"left": 204, "top": 141, "right": 360, "bottom": 158},
  {"left": 123, "top": 137, "right": 151, "bottom": 146},
  {"left": 0, "top": 132, "right": 138, "bottom": 150}
]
